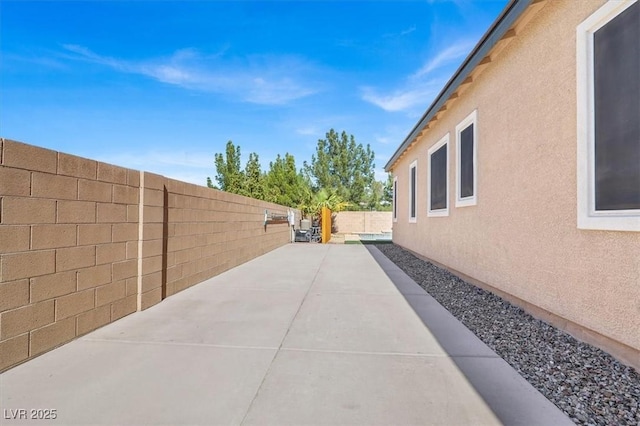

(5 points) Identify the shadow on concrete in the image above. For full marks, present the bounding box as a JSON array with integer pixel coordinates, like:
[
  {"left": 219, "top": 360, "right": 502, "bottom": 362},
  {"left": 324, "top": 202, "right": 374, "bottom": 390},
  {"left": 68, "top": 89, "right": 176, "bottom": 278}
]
[{"left": 364, "top": 245, "right": 573, "bottom": 426}]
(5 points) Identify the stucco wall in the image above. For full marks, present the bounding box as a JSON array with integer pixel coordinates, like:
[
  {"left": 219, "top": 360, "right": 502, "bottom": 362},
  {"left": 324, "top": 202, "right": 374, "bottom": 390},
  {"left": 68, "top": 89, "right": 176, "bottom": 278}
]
[
  {"left": 390, "top": 0, "right": 640, "bottom": 365},
  {"left": 0, "top": 139, "right": 297, "bottom": 372}
]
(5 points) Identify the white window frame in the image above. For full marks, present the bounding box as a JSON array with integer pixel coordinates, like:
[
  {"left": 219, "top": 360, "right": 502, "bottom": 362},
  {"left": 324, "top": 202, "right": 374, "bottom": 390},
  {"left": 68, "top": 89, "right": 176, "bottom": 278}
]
[
  {"left": 393, "top": 176, "right": 398, "bottom": 223},
  {"left": 427, "top": 134, "right": 449, "bottom": 217},
  {"left": 409, "top": 160, "right": 417, "bottom": 223},
  {"left": 576, "top": 0, "right": 640, "bottom": 231},
  {"left": 455, "top": 110, "right": 478, "bottom": 207}
]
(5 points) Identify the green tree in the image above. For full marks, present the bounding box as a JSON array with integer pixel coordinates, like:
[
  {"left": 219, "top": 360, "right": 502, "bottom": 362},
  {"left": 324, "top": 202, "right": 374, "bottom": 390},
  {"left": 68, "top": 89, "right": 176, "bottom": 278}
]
[
  {"left": 366, "top": 180, "right": 384, "bottom": 210},
  {"left": 304, "top": 129, "right": 375, "bottom": 208},
  {"left": 210, "top": 141, "right": 244, "bottom": 193},
  {"left": 242, "top": 152, "right": 265, "bottom": 199},
  {"left": 264, "top": 153, "right": 310, "bottom": 207},
  {"left": 298, "top": 188, "right": 350, "bottom": 220},
  {"left": 206, "top": 176, "right": 216, "bottom": 189},
  {"left": 382, "top": 173, "right": 394, "bottom": 207}
]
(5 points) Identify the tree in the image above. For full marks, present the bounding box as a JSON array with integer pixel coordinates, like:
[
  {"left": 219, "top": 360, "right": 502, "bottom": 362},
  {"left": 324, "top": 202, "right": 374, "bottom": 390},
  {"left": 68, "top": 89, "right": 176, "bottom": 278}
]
[
  {"left": 304, "top": 129, "right": 375, "bottom": 208},
  {"left": 382, "top": 173, "right": 394, "bottom": 206},
  {"left": 206, "top": 176, "right": 216, "bottom": 189},
  {"left": 208, "top": 134, "right": 385, "bottom": 214},
  {"left": 298, "top": 188, "right": 350, "bottom": 220},
  {"left": 210, "top": 141, "right": 244, "bottom": 193},
  {"left": 264, "top": 153, "right": 310, "bottom": 208},
  {"left": 366, "top": 180, "right": 384, "bottom": 210},
  {"left": 242, "top": 152, "right": 265, "bottom": 199}
]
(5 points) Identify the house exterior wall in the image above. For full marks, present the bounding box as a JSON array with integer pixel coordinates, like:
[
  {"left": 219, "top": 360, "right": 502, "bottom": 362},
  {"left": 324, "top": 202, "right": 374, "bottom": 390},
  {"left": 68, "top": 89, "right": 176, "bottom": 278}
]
[
  {"left": 390, "top": 0, "right": 640, "bottom": 367},
  {"left": 0, "top": 139, "right": 297, "bottom": 372}
]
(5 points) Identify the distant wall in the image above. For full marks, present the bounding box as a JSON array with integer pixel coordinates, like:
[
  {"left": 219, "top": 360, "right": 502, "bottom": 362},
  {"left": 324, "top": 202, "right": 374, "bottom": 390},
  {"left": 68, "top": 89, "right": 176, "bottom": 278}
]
[
  {"left": 0, "top": 139, "right": 298, "bottom": 372},
  {"left": 332, "top": 211, "right": 392, "bottom": 234}
]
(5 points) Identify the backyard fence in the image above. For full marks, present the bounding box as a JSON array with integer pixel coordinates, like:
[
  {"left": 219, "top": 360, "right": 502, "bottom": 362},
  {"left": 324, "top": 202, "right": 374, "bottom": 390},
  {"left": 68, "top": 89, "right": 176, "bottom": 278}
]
[{"left": 0, "top": 138, "right": 299, "bottom": 372}]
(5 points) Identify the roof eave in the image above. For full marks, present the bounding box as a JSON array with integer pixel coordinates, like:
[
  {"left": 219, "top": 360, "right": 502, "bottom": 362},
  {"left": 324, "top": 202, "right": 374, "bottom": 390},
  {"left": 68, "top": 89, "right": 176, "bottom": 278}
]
[{"left": 384, "top": 0, "right": 533, "bottom": 172}]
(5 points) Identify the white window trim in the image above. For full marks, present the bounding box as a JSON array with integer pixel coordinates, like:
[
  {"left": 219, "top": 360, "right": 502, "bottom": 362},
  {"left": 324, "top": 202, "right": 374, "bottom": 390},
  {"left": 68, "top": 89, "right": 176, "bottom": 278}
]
[
  {"left": 427, "top": 134, "right": 449, "bottom": 217},
  {"left": 576, "top": 0, "right": 640, "bottom": 232},
  {"left": 409, "top": 160, "right": 417, "bottom": 223},
  {"left": 393, "top": 175, "right": 398, "bottom": 223},
  {"left": 455, "top": 110, "right": 478, "bottom": 208}
]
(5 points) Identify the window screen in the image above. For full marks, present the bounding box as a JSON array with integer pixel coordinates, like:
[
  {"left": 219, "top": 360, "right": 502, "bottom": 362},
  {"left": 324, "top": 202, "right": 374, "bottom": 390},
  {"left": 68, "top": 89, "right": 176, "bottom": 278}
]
[
  {"left": 593, "top": 1, "right": 640, "bottom": 210},
  {"left": 460, "top": 124, "right": 474, "bottom": 199},
  {"left": 410, "top": 166, "right": 416, "bottom": 218},
  {"left": 393, "top": 180, "right": 397, "bottom": 219},
  {"left": 430, "top": 145, "right": 447, "bottom": 210}
]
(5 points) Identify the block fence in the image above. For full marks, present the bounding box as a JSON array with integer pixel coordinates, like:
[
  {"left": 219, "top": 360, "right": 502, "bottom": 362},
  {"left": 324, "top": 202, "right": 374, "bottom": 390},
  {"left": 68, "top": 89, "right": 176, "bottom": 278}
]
[
  {"left": 0, "top": 139, "right": 298, "bottom": 372},
  {"left": 332, "top": 211, "right": 392, "bottom": 234}
]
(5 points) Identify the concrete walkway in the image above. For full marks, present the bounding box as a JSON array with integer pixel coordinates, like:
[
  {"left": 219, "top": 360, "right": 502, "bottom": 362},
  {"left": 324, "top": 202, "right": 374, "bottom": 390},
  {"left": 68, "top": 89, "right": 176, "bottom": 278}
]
[{"left": 0, "top": 244, "right": 571, "bottom": 425}]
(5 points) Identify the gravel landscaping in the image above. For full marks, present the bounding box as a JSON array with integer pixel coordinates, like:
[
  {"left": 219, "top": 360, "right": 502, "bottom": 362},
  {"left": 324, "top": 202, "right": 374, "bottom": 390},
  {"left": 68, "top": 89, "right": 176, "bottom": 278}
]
[{"left": 374, "top": 243, "right": 640, "bottom": 426}]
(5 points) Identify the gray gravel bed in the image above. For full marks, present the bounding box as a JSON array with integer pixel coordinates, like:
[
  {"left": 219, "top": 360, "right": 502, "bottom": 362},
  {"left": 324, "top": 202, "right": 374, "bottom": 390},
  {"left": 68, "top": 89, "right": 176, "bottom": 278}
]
[{"left": 374, "top": 243, "right": 639, "bottom": 426}]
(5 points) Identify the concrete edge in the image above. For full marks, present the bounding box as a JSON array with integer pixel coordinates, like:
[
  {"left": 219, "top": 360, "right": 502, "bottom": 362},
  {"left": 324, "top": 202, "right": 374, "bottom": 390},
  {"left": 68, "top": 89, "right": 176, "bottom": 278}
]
[{"left": 364, "top": 245, "right": 573, "bottom": 426}]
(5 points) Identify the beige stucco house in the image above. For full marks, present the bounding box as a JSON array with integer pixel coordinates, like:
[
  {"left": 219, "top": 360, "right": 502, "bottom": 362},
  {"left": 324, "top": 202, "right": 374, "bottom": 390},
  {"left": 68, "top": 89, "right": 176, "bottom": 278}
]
[{"left": 385, "top": 0, "right": 639, "bottom": 369}]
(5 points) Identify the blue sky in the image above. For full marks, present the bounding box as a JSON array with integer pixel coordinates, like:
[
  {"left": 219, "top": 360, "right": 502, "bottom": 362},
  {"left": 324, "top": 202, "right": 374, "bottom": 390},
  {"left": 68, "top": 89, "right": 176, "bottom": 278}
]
[{"left": 1, "top": 0, "right": 508, "bottom": 185}]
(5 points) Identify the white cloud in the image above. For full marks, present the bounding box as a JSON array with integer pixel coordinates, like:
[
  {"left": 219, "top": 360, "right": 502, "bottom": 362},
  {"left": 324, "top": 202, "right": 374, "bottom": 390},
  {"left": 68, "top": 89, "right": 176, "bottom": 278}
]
[
  {"left": 63, "top": 44, "right": 126, "bottom": 70},
  {"left": 246, "top": 75, "right": 317, "bottom": 105},
  {"left": 400, "top": 26, "right": 417, "bottom": 36},
  {"left": 361, "top": 81, "right": 440, "bottom": 112},
  {"left": 374, "top": 125, "right": 410, "bottom": 145},
  {"left": 61, "top": 45, "right": 320, "bottom": 105},
  {"left": 411, "top": 39, "right": 475, "bottom": 78},
  {"left": 296, "top": 126, "right": 319, "bottom": 136},
  {"left": 375, "top": 135, "right": 394, "bottom": 145},
  {"left": 3, "top": 52, "right": 69, "bottom": 70},
  {"left": 383, "top": 25, "right": 417, "bottom": 38},
  {"left": 146, "top": 65, "right": 195, "bottom": 86},
  {"left": 289, "top": 115, "right": 352, "bottom": 139},
  {"left": 361, "top": 38, "right": 474, "bottom": 113}
]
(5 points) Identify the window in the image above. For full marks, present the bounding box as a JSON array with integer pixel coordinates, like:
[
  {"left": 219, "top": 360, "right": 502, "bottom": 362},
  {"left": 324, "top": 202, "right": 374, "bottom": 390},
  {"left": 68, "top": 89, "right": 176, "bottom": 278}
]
[
  {"left": 409, "top": 160, "right": 417, "bottom": 223},
  {"left": 428, "top": 134, "right": 449, "bottom": 217},
  {"left": 456, "top": 110, "right": 478, "bottom": 207},
  {"left": 577, "top": 0, "right": 640, "bottom": 231},
  {"left": 393, "top": 176, "right": 398, "bottom": 222}
]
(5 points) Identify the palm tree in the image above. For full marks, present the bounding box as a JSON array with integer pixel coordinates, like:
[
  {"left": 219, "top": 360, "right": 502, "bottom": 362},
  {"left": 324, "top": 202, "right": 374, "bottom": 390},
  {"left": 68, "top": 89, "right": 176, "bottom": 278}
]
[{"left": 298, "top": 188, "right": 350, "bottom": 222}]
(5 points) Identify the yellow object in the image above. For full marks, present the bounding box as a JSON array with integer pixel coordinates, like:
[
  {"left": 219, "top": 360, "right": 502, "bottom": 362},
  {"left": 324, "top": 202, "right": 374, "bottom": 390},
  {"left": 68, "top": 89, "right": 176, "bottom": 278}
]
[{"left": 321, "top": 207, "right": 332, "bottom": 244}]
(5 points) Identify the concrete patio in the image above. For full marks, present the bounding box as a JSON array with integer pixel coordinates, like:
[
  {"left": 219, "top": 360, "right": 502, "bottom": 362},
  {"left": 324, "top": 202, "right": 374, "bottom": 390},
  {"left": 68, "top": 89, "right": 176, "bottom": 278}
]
[{"left": 0, "top": 244, "right": 571, "bottom": 425}]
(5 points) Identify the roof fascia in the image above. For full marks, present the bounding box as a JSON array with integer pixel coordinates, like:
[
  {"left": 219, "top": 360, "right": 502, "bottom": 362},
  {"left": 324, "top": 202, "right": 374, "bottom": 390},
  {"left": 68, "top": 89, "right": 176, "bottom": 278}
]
[{"left": 384, "top": 0, "right": 533, "bottom": 172}]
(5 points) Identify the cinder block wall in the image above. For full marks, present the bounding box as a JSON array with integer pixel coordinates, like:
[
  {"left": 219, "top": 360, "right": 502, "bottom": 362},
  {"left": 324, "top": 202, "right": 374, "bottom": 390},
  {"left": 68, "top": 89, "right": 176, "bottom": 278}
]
[
  {"left": 0, "top": 139, "right": 297, "bottom": 371},
  {"left": 333, "top": 211, "right": 392, "bottom": 234},
  {"left": 139, "top": 173, "right": 297, "bottom": 309}
]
